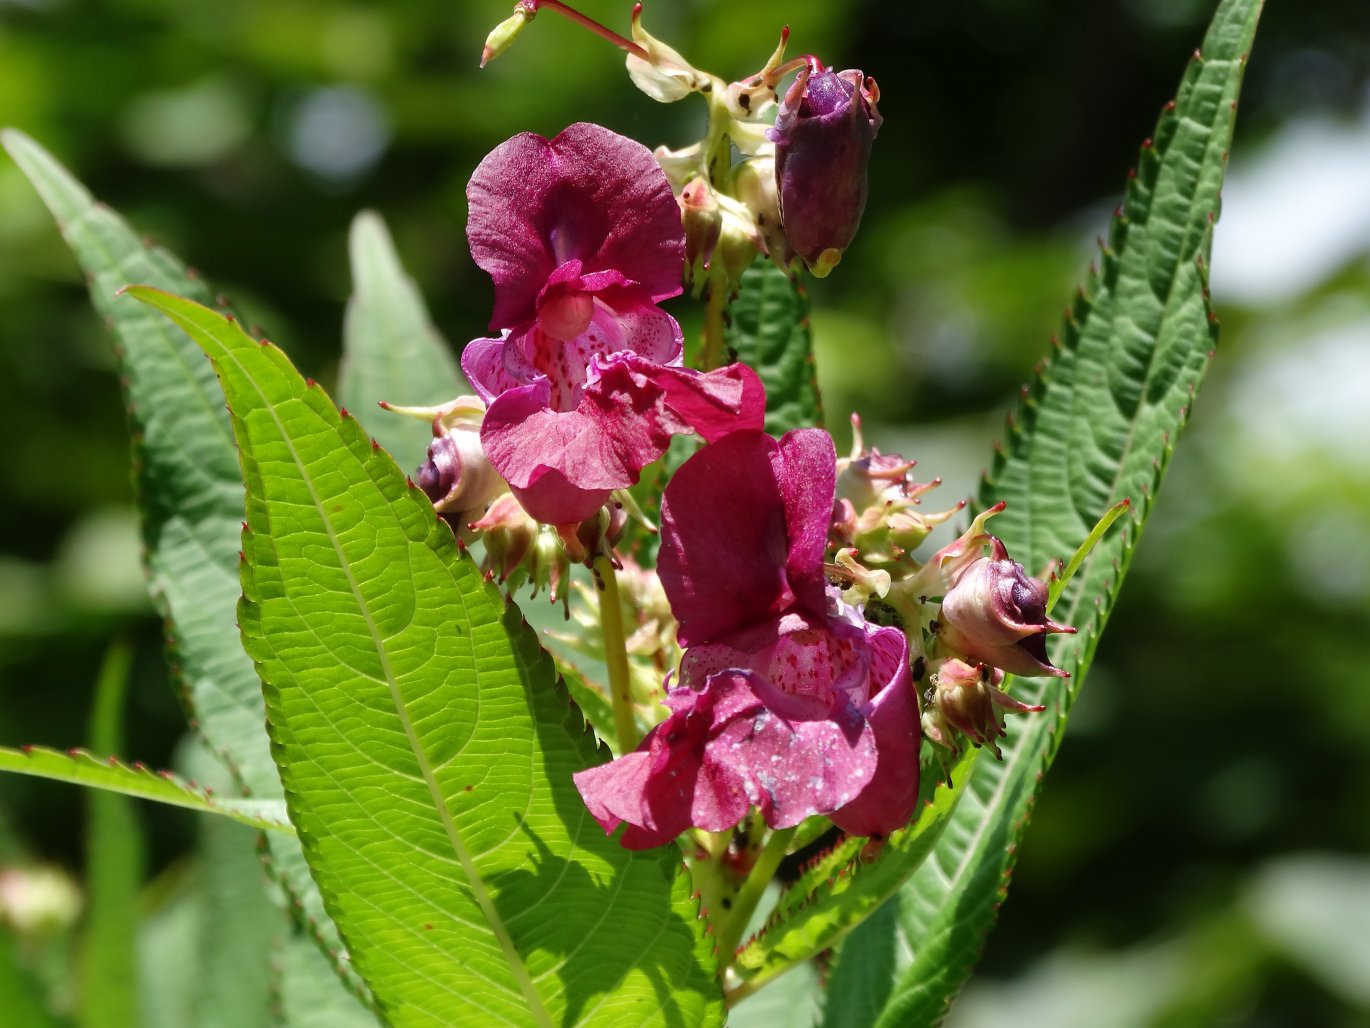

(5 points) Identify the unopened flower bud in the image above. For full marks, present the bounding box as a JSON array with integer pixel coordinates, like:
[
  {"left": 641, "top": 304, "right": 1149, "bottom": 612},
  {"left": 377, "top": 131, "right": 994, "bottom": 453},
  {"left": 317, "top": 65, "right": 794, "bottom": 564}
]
[
  {"left": 833, "top": 414, "right": 965, "bottom": 571},
  {"left": 407, "top": 396, "right": 502, "bottom": 531},
  {"left": 481, "top": 7, "right": 534, "bottom": 68},
  {"left": 530, "top": 526, "right": 571, "bottom": 611},
  {"left": 831, "top": 547, "right": 891, "bottom": 604},
  {"left": 769, "top": 67, "right": 882, "bottom": 277},
  {"left": 626, "top": 5, "right": 709, "bottom": 102},
  {"left": 730, "top": 155, "right": 787, "bottom": 269},
  {"left": 679, "top": 179, "right": 722, "bottom": 287},
  {"left": 477, "top": 495, "right": 572, "bottom": 613},
  {"left": 470, "top": 493, "right": 537, "bottom": 583},
  {"left": 939, "top": 555, "right": 1074, "bottom": 678},
  {"left": 925, "top": 657, "right": 1044, "bottom": 758}
]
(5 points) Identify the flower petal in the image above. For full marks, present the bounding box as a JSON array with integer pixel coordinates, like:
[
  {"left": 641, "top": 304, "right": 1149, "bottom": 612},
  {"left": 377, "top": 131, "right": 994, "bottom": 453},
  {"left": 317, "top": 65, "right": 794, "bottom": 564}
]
[
  {"left": 467, "top": 123, "right": 685, "bottom": 330},
  {"left": 648, "top": 361, "right": 765, "bottom": 442},
  {"left": 659, "top": 428, "right": 833, "bottom": 646},
  {"left": 705, "top": 671, "right": 877, "bottom": 830},
  {"left": 777, "top": 428, "right": 838, "bottom": 613},
  {"left": 460, "top": 333, "right": 522, "bottom": 405},
  {"left": 575, "top": 669, "right": 878, "bottom": 847},
  {"left": 659, "top": 431, "right": 794, "bottom": 646},
  {"left": 829, "top": 624, "right": 920, "bottom": 838}
]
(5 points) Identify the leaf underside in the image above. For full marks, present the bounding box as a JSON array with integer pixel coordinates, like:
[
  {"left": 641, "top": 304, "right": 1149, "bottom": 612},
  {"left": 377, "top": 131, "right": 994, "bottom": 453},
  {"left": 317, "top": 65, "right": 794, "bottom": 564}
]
[
  {"left": 132, "top": 288, "right": 723, "bottom": 1027},
  {"left": 338, "top": 210, "right": 467, "bottom": 468}
]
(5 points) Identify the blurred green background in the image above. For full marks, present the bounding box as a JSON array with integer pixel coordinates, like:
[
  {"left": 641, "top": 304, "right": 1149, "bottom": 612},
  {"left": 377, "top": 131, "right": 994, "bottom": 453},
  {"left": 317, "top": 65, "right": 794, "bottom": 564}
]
[{"left": 1, "top": 1, "right": 1368, "bottom": 1025}]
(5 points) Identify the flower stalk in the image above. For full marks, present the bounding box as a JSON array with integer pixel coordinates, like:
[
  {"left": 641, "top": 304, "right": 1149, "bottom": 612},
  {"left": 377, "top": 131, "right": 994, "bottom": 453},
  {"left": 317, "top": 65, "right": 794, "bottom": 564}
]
[
  {"left": 594, "top": 555, "right": 640, "bottom": 754},
  {"left": 512, "top": 0, "right": 650, "bottom": 61},
  {"left": 715, "top": 825, "right": 796, "bottom": 962}
]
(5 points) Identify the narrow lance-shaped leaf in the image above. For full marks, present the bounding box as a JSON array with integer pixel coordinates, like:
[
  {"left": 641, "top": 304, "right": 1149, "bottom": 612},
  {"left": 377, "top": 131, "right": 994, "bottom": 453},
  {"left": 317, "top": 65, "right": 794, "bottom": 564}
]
[
  {"left": 0, "top": 746, "right": 292, "bottom": 833},
  {"left": 1, "top": 131, "right": 370, "bottom": 999},
  {"left": 277, "top": 937, "right": 386, "bottom": 1028},
  {"left": 730, "top": 757, "right": 968, "bottom": 989},
  {"left": 338, "top": 210, "right": 467, "bottom": 466},
  {"left": 725, "top": 0, "right": 1263, "bottom": 1008},
  {"left": 129, "top": 287, "right": 723, "bottom": 1027},
  {"left": 0, "top": 130, "right": 275, "bottom": 798},
  {"left": 723, "top": 260, "right": 824, "bottom": 434},
  {"left": 827, "top": 2, "right": 1265, "bottom": 1024},
  {"left": 178, "top": 741, "right": 291, "bottom": 1028}
]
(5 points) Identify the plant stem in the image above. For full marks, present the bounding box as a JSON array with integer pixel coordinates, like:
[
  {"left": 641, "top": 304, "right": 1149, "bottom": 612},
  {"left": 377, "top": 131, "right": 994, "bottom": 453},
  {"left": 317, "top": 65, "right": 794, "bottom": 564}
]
[
  {"left": 699, "top": 273, "right": 728, "bottom": 371},
  {"left": 594, "top": 555, "right": 639, "bottom": 753},
  {"left": 716, "top": 825, "right": 796, "bottom": 963},
  {"left": 529, "top": 0, "right": 650, "bottom": 61}
]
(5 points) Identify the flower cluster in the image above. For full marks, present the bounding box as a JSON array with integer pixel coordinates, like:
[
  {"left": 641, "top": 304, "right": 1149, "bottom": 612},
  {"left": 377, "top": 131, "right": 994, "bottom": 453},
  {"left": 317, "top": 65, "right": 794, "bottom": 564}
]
[{"left": 398, "top": 6, "right": 1076, "bottom": 856}]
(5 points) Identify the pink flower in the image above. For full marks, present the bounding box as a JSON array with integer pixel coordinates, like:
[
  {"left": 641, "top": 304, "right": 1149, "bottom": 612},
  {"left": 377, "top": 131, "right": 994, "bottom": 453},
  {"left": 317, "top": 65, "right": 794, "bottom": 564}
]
[
  {"left": 462, "top": 122, "right": 764, "bottom": 525},
  {"left": 574, "top": 429, "right": 920, "bottom": 848}
]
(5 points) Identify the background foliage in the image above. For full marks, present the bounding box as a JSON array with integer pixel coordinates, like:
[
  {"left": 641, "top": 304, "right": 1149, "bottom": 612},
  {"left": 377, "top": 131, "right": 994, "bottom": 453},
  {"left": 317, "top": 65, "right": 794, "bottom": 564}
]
[{"left": 1, "top": 1, "right": 1369, "bottom": 1025}]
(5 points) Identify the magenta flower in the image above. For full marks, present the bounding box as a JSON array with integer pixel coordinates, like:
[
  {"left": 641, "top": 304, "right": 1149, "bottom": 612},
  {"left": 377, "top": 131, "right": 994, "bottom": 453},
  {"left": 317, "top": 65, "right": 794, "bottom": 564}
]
[
  {"left": 574, "top": 429, "right": 920, "bottom": 848},
  {"left": 461, "top": 122, "right": 764, "bottom": 525}
]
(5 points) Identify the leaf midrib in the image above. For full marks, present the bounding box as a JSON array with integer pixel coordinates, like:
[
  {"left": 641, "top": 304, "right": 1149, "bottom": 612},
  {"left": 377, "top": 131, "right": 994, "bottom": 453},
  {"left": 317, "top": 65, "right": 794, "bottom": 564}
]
[
  {"left": 1035, "top": 52, "right": 1238, "bottom": 577},
  {"left": 222, "top": 338, "right": 554, "bottom": 1028}
]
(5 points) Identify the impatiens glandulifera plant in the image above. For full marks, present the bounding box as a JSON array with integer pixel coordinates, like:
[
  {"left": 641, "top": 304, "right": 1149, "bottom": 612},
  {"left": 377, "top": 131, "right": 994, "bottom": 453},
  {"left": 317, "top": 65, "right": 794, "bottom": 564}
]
[{"left": 0, "top": 0, "right": 1263, "bottom": 1024}]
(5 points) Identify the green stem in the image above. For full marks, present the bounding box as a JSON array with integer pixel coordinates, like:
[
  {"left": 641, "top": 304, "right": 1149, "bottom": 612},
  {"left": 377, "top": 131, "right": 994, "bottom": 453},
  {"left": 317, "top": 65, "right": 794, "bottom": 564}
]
[
  {"left": 699, "top": 273, "right": 728, "bottom": 371},
  {"left": 716, "top": 825, "right": 796, "bottom": 963},
  {"left": 1047, "top": 497, "right": 1132, "bottom": 610},
  {"left": 594, "top": 555, "right": 639, "bottom": 753}
]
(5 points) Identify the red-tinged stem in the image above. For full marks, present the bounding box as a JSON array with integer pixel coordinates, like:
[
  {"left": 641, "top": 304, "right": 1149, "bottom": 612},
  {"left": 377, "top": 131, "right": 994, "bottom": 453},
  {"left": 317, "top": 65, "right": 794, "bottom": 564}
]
[{"left": 526, "top": 0, "right": 650, "bottom": 61}]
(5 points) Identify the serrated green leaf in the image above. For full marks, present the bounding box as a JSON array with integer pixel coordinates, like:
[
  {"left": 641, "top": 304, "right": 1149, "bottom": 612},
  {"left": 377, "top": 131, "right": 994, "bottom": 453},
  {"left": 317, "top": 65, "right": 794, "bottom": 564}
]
[
  {"left": 261, "top": 830, "right": 377, "bottom": 1011},
  {"left": 79, "top": 642, "right": 142, "bottom": 1028},
  {"left": 338, "top": 210, "right": 466, "bottom": 466},
  {"left": 0, "top": 130, "right": 364, "bottom": 994},
  {"left": 0, "top": 746, "right": 292, "bottom": 833},
  {"left": 854, "top": 3, "right": 1265, "bottom": 1024},
  {"left": 723, "top": 261, "right": 823, "bottom": 434},
  {"left": 1, "top": 129, "right": 276, "bottom": 798},
  {"left": 176, "top": 740, "right": 284, "bottom": 1028},
  {"left": 817, "top": 894, "right": 903, "bottom": 1028},
  {"left": 138, "top": 863, "right": 204, "bottom": 1028},
  {"left": 556, "top": 661, "right": 617, "bottom": 753},
  {"left": 731, "top": 761, "right": 966, "bottom": 990},
  {"left": 130, "top": 287, "right": 723, "bottom": 1027}
]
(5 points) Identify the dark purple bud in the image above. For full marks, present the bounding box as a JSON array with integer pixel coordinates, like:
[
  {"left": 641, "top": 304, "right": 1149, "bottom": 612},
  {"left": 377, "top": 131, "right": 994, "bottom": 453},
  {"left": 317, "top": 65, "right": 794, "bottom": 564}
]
[
  {"left": 769, "top": 67, "right": 882, "bottom": 277},
  {"left": 938, "top": 556, "right": 1075, "bottom": 678},
  {"left": 414, "top": 403, "right": 502, "bottom": 531}
]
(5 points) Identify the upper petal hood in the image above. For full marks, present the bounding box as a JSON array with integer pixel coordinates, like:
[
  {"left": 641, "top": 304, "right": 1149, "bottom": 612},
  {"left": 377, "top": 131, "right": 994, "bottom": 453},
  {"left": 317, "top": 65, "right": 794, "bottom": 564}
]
[
  {"left": 658, "top": 428, "right": 836, "bottom": 647},
  {"left": 466, "top": 122, "right": 686, "bottom": 330}
]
